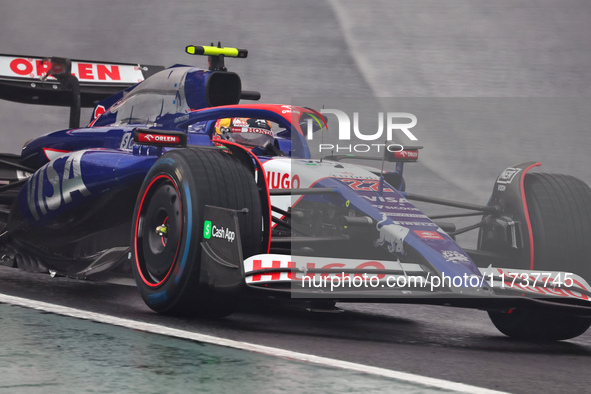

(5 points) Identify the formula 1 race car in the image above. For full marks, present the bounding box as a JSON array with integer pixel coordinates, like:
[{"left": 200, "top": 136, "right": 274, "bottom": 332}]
[{"left": 1, "top": 45, "right": 591, "bottom": 341}]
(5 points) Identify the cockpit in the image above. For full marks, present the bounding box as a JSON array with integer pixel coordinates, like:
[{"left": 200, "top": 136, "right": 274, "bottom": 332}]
[{"left": 184, "top": 109, "right": 326, "bottom": 159}]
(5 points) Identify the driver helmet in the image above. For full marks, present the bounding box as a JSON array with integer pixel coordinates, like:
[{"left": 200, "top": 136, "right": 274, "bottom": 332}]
[{"left": 213, "top": 117, "right": 273, "bottom": 140}]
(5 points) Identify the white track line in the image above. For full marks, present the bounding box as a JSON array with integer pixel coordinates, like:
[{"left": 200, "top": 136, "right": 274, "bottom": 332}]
[{"left": 0, "top": 293, "right": 506, "bottom": 394}]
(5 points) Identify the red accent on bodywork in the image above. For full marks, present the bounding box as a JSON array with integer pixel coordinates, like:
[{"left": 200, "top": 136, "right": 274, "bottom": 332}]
[
  {"left": 413, "top": 230, "right": 444, "bottom": 240},
  {"left": 88, "top": 105, "right": 106, "bottom": 127},
  {"left": 251, "top": 259, "right": 282, "bottom": 281},
  {"left": 520, "top": 162, "right": 541, "bottom": 270},
  {"left": 215, "top": 140, "right": 272, "bottom": 254},
  {"left": 137, "top": 133, "right": 180, "bottom": 144},
  {"left": 43, "top": 147, "right": 71, "bottom": 161},
  {"left": 394, "top": 150, "right": 419, "bottom": 160}
]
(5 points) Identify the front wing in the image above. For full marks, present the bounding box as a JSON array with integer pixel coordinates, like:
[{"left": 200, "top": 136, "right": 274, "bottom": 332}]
[{"left": 198, "top": 205, "right": 591, "bottom": 317}]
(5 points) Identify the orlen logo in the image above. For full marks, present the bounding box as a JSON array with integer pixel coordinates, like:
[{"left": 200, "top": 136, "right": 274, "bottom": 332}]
[
  {"left": 138, "top": 134, "right": 180, "bottom": 144},
  {"left": 395, "top": 150, "right": 419, "bottom": 159},
  {"left": 9, "top": 58, "right": 121, "bottom": 81},
  {"left": 281, "top": 105, "right": 300, "bottom": 114},
  {"left": 305, "top": 109, "right": 418, "bottom": 153},
  {"left": 414, "top": 230, "right": 444, "bottom": 240}
]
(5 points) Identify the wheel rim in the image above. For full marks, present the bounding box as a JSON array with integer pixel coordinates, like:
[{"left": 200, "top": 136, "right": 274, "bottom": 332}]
[{"left": 134, "top": 175, "right": 182, "bottom": 287}]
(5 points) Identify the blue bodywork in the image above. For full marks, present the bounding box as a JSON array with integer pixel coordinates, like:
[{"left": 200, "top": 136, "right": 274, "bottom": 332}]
[{"left": 10, "top": 64, "right": 483, "bottom": 287}]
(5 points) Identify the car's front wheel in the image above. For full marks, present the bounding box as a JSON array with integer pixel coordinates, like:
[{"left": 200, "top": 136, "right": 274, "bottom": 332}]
[
  {"left": 489, "top": 173, "right": 591, "bottom": 341},
  {"left": 131, "top": 147, "right": 263, "bottom": 317},
  {"left": 488, "top": 309, "right": 590, "bottom": 341}
]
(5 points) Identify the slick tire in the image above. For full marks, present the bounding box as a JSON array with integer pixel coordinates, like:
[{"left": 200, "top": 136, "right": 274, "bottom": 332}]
[
  {"left": 524, "top": 173, "right": 591, "bottom": 281},
  {"left": 131, "top": 147, "right": 263, "bottom": 317},
  {"left": 489, "top": 173, "right": 591, "bottom": 341},
  {"left": 488, "top": 309, "right": 590, "bottom": 341}
]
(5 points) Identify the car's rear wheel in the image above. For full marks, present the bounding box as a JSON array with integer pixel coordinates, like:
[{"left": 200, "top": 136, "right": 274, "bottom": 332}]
[
  {"left": 489, "top": 173, "right": 591, "bottom": 341},
  {"left": 131, "top": 147, "right": 263, "bottom": 317}
]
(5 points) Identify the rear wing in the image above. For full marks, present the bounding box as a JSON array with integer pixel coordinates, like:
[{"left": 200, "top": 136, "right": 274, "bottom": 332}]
[{"left": 0, "top": 54, "right": 164, "bottom": 127}]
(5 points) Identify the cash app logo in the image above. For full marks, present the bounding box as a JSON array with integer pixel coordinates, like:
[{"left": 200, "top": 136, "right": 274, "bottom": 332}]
[{"left": 203, "top": 220, "right": 212, "bottom": 239}]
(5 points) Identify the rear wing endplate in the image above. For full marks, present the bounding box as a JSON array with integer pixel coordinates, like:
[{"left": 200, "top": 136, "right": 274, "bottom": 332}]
[
  {"left": 0, "top": 54, "right": 164, "bottom": 107},
  {"left": 0, "top": 54, "right": 164, "bottom": 128}
]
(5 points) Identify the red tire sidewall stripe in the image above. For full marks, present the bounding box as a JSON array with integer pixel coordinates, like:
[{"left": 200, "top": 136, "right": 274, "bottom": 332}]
[
  {"left": 134, "top": 174, "right": 183, "bottom": 287},
  {"left": 520, "top": 162, "right": 542, "bottom": 270}
]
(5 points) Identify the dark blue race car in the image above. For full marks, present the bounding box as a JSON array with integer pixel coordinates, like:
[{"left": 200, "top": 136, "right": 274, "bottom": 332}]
[{"left": 1, "top": 46, "right": 591, "bottom": 341}]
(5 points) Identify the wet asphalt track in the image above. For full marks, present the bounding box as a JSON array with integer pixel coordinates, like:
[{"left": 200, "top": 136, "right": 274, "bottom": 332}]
[{"left": 1, "top": 1, "right": 591, "bottom": 392}]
